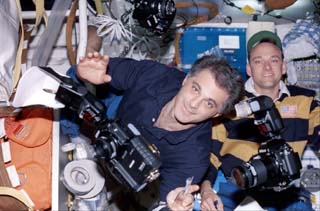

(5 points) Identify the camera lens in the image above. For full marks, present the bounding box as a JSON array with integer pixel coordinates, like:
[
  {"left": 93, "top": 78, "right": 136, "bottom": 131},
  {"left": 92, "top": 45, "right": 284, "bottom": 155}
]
[
  {"left": 231, "top": 167, "right": 247, "bottom": 189},
  {"left": 231, "top": 159, "right": 268, "bottom": 189},
  {"left": 163, "top": 0, "right": 176, "bottom": 16},
  {"left": 133, "top": 0, "right": 176, "bottom": 34},
  {"left": 94, "top": 139, "right": 115, "bottom": 161}
]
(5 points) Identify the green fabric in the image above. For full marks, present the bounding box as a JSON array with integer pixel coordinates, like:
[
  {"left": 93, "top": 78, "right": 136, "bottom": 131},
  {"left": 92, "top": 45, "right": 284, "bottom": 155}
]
[{"left": 247, "top": 30, "right": 282, "bottom": 53}]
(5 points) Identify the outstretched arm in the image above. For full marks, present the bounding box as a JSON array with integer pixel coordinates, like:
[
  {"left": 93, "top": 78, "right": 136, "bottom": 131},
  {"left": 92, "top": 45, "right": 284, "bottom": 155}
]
[{"left": 77, "top": 52, "right": 111, "bottom": 85}]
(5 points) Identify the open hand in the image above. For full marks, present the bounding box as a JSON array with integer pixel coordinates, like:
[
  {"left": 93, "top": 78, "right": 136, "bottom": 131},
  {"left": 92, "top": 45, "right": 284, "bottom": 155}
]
[{"left": 77, "top": 52, "right": 111, "bottom": 85}]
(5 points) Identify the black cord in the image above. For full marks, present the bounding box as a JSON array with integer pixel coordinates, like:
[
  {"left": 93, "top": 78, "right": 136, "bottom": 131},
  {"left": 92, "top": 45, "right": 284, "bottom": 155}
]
[
  {"left": 292, "top": 54, "right": 320, "bottom": 62},
  {"left": 191, "top": 0, "right": 199, "bottom": 20},
  {"left": 87, "top": 3, "right": 98, "bottom": 17},
  {"left": 264, "top": 11, "right": 296, "bottom": 22},
  {"left": 105, "top": 0, "right": 117, "bottom": 19},
  {"left": 120, "top": 8, "right": 133, "bottom": 25},
  {"left": 223, "top": 0, "right": 242, "bottom": 10},
  {"left": 313, "top": 0, "right": 320, "bottom": 10},
  {"left": 169, "top": 14, "right": 188, "bottom": 30}
]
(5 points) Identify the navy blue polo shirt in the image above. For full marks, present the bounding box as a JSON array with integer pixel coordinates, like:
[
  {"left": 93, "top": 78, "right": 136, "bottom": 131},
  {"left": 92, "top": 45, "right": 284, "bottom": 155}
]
[{"left": 108, "top": 57, "right": 212, "bottom": 201}]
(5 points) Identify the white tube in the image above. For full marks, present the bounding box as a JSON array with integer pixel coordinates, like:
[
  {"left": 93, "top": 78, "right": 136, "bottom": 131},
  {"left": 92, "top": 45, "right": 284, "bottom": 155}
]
[
  {"left": 77, "top": 0, "right": 88, "bottom": 63},
  {"left": 21, "top": 10, "right": 79, "bottom": 19}
]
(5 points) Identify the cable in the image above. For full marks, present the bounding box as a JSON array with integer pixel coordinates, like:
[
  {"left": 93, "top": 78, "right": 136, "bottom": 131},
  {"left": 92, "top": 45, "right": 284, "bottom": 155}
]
[
  {"left": 87, "top": 1, "right": 98, "bottom": 17},
  {"left": 191, "top": 0, "right": 200, "bottom": 20},
  {"left": 104, "top": 0, "right": 116, "bottom": 19},
  {"left": 312, "top": 0, "right": 320, "bottom": 10},
  {"left": 223, "top": 0, "right": 242, "bottom": 10},
  {"left": 169, "top": 14, "right": 188, "bottom": 31}
]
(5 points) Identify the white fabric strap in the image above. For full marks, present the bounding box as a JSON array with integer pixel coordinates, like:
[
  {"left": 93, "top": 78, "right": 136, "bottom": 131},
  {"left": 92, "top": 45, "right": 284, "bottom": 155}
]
[{"left": 0, "top": 119, "right": 5, "bottom": 138}]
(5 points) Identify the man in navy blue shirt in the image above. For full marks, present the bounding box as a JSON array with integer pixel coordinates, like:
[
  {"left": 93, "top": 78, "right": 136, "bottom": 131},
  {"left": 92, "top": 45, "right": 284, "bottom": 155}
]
[{"left": 76, "top": 52, "right": 244, "bottom": 209}]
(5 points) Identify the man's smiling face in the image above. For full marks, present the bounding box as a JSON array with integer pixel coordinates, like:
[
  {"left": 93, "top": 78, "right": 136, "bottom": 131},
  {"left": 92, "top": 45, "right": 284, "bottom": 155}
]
[{"left": 173, "top": 69, "right": 229, "bottom": 124}]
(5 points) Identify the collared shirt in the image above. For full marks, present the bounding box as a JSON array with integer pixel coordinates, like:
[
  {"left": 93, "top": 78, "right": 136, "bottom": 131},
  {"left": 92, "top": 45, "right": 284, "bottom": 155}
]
[
  {"left": 245, "top": 77, "right": 290, "bottom": 100},
  {"left": 108, "top": 58, "right": 212, "bottom": 201},
  {"left": 208, "top": 79, "right": 319, "bottom": 178}
]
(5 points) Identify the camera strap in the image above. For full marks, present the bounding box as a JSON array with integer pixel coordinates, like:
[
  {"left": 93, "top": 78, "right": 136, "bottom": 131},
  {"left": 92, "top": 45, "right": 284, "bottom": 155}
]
[
  {"left": 0, "top": 140, "right": 34, "bottom": 211},
  {"left": 0, "top": 107, "right": 53, "bottom": 210},
  {"left": 66, "top": 0, "right": 78, "bottom": 66}
]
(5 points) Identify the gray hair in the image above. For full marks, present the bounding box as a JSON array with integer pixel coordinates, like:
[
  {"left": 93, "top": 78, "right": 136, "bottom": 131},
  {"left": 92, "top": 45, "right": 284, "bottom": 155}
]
[{"left": 188, "top": 55, "right": 244, "bottom": 114}]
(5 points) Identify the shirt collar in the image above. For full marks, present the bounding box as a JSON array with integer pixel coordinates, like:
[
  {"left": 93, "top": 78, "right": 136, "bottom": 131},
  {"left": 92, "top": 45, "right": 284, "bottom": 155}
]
[
  {"left": 145, "top": 120, "right": 211, "bottom": 145},
  {"left": 245, "top": 77, "right": 290, "bottom": 100}
]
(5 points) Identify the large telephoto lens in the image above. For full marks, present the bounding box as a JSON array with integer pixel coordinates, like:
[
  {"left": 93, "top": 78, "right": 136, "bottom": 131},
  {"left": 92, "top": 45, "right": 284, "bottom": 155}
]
[
  {"left": 231, "top": 159, "right": 268, "bottom": 189},
  {"left": 231, "top": 167, "right": 248, "bottom": 189}
]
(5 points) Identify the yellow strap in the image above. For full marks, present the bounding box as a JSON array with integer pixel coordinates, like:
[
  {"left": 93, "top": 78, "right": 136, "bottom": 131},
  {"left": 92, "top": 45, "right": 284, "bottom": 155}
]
[
  {"left": 12, "top": 0, "right": 47, "bottom": 91},
  {"left": 32, "top": 0, "right": 48, "bottom": 26},
  {"left": 66, "top": 0, "right": 79, "bottom": 65},
  {"left": 94, "top": 0, "right": 103, "bottom": 15},
  {"left": 174, "top": 31, "right": 182, "bottom": 67},
  {"left": 13, "top": 0, "right": 24, "bottom": 90},
  {"left": 0, "top": 187, "right": 33, "bottom": 211}
]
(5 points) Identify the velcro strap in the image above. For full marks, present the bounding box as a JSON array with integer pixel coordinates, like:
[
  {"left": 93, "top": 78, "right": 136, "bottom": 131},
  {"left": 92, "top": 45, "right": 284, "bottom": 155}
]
[{"left": 4, "top": 117, "right": 24, "bottom": 139}]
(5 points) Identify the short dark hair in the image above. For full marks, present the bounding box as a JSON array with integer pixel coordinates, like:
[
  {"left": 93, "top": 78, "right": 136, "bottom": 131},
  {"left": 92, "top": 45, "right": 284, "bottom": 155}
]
[{"left": 189, "top": 55, "right": 244, "bottom": 114}]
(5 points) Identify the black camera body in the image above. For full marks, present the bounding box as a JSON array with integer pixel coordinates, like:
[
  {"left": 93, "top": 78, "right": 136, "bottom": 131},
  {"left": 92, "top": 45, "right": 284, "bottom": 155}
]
[
  {"left": 232, "top": 138, "right": 302, "bottom": 191},
  {"left": 231, "top": 96, "right": 302, "bottom": 191},
  {"left": 132, "top": 0, "right": 176, "bottom": 34},
  {"left": 40, "top": 67, "right": 161, "bottom": 192},
  {"left": 93, "top": 119, "right": 161, "bottom": 192}
]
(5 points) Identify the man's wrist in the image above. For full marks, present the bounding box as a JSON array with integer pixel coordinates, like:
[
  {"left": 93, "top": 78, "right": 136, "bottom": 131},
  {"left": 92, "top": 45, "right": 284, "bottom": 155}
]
[
  {"left": 200, "top": 188, "right": 215, "bottom": 196},
  {"left": 200, "top": 180, "right": 213, "bottom": 195}
]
